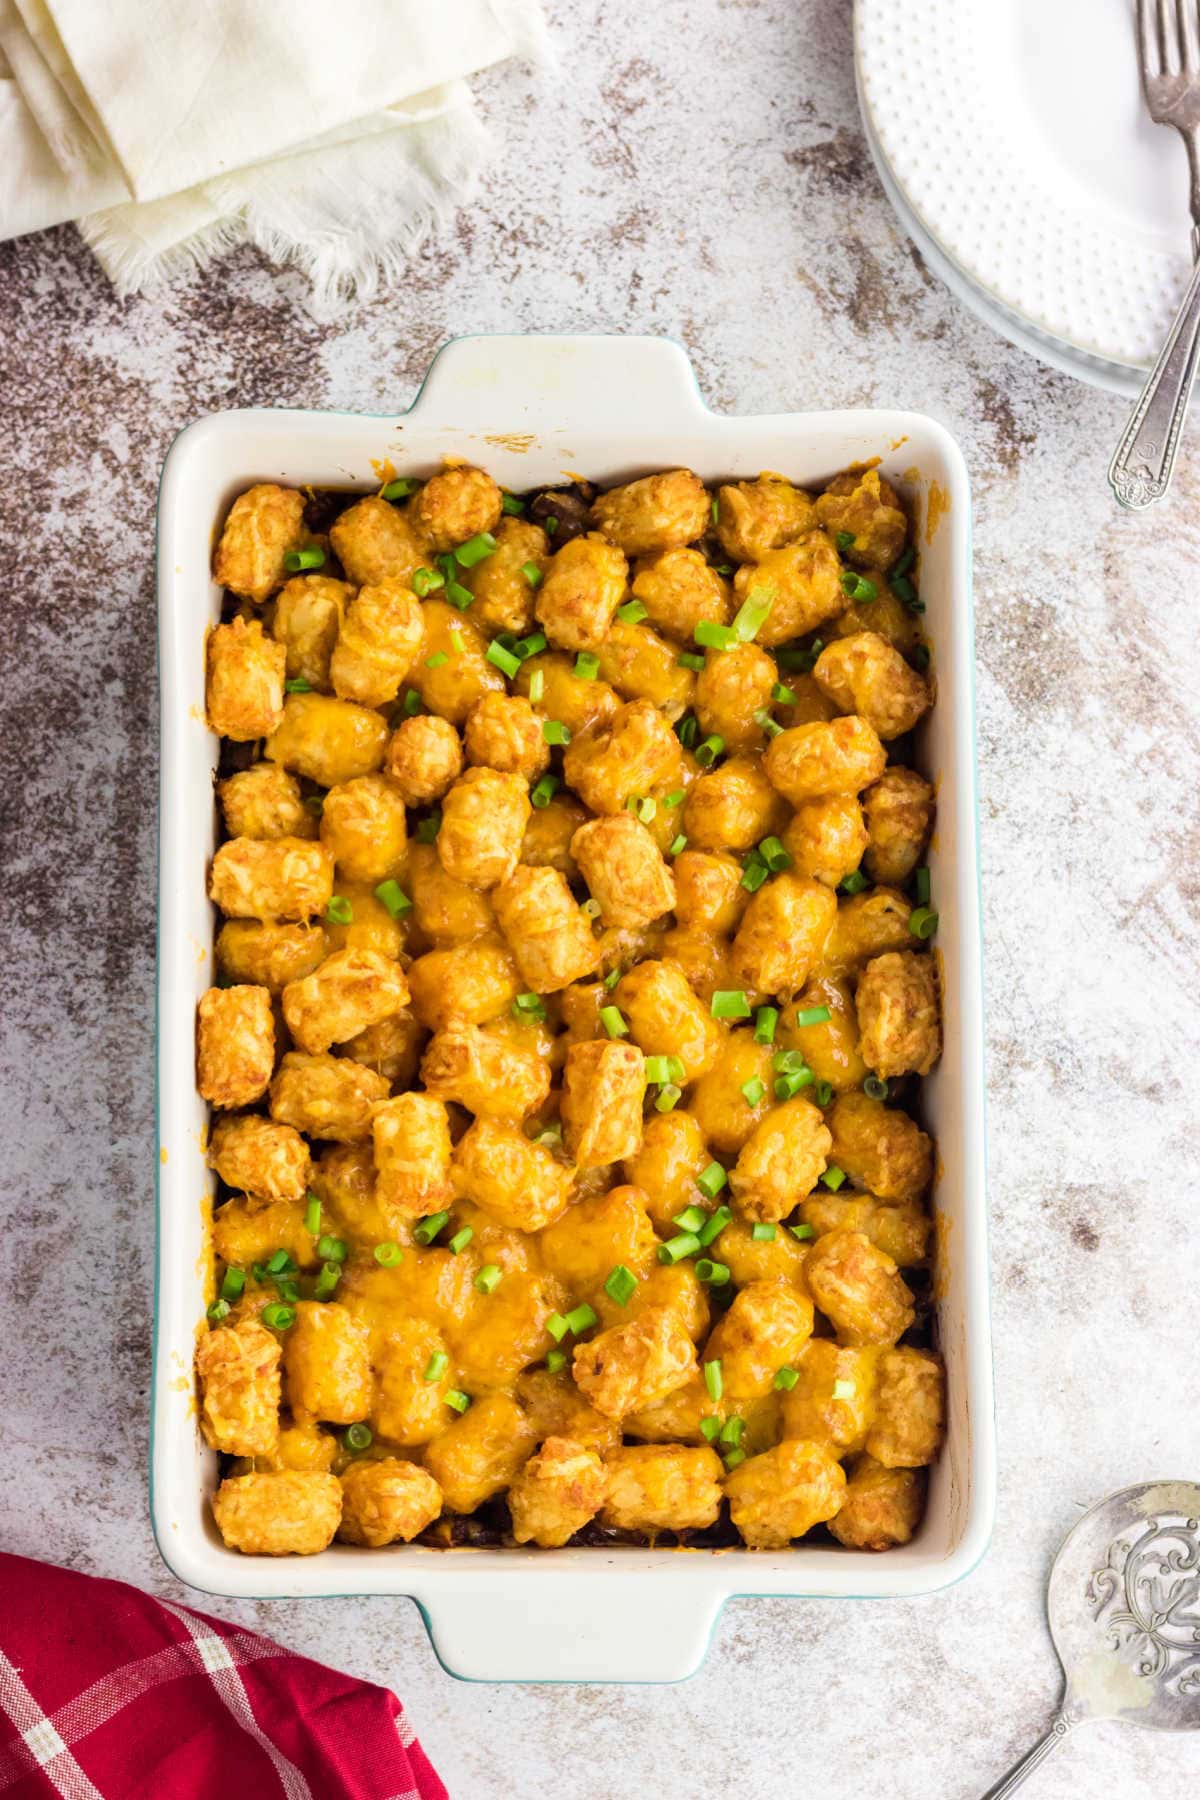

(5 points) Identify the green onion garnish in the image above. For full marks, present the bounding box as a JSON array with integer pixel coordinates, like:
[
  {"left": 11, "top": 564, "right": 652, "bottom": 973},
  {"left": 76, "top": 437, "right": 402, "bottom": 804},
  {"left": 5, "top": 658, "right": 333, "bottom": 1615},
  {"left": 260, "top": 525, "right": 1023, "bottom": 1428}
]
[
  {"left": 695, "top": 1258, "right": 730, "bottom": 1286},
  {"left": 374, "top": 1242, "right": 403, "bottom": 1267},
  {"left": 677, "top": 651, "right": 705, "bottom": 672},
  {"left": 697, "top": 1204, "right": 732, "bottom": 1248},
  {"left": 546, "top": 1349, "right": 568, "bottom": 1374},
  {"left": 655, "top": 1084, "right": 682, "bottom": 1112},
  {"left": 325, "top": 895, "right": 353, "bottom": 925},
  {"left": 700, "top": 1415, "right": 722, "bottom": 1442},
  {"left": 582, "top": 898, "right": 601, "bottom": 919},
  {"left": 403, "top": 687, "right": 423, "bottom": 715},
  {"left": 617, "top": 600, "right": 648, "bottom": 625},
  {"left": 542, "top": 720, "right": 570, "bottom": 746},
  {"left": 704, "top": 1359, "right": 723, "bottom": 1402},
  {"left": 672, "top": 1204, "right": 708, "bottom": 1233},
  {"left": 603, "top": 968, "right": 621, "bottom": 991},
  {"left": 530, "top": 773, "right": 559, "bottom": 808},
  {"left": 710, "top": 496, "right": 720, "bottom": 524},
  {"left": 646, "top": 1055, "right": 684, "bottom": 1085},
  {"left": 284, "top": 547, "right": 325, "bottom": 572},
  {"left": 569, "top": 652, "right": 599, "bottom": 683},
  {"left": 771, "top": 682, "right": 796, "bottom": 705},
  {"left": 909, "top": 906, "right": 939, "bottom": 939},
  {"left": 412, "top": 567, "right": 444, "bottom": 598},
  {"left": 662, "top": 789, "right": 684, "bottom": 809},
  {"left": 741, "top": 857, "right": 769, "bottom": 893},
  {"left": 546, "top": 1313, "right": 570, "bottom": 1343},
  {"left": 754, "top": 1006, "right": 778, "bottom": 1045},
  {"left": 424, "top": 1351, "right": 449, "bottom": 1382},
  {"left": 284, "top": 677, "right": 312, "bottom": 694},
  {"left": 773, "top": 1046, "right": 810, "bottom": 1073},
  {"left": 415, "top": 810, "right": 441, "bottom": 843},
  {"left": 710, "top": 990, "right": 750, "bottom": 1021},
  {"left": 840, "top": 869, "right": 868, "bottom": 895},
  {"left": 528, "top": 669, "right": 545, "bottom": 703},
  {"left": 891, "top": 545, "right": 916, "bottom": 578},
  {"left": 599, "top": 1005, "right": 628, "bottom": 1038},
  {"left": 448, "top": 1227, "right": 474, "bottom": 1255},
  {"left": 658, "top": 1232, "right": 701, "bottom": 1264},
  {"left": 696, "top": 1161, "right": 728, "bottom": 1200},
  {"left": 789, "top": 1222, "right": 815, "bottom": 1241},
  {"left": 604, "top": 1264, "right": 638, "bottom": 1306},
  {"left": 533, "top": 1121, "right": 564, "bottom": 1147},
  {"left": 754, "top": 708, "right": 784, "bottom": 739},
  {"left": 723, "top": 1448, "right": 746, "bottom": 1472},
  {"left": 840, "top": 571, "right": 877, "bottom": 603},
  {"left": 545, "top": 516, "right": 559, "bottom": 534},
  {"left": 732, "top": 589, "right": 774, "bottom": 641},
  {"left": 304, "top": 1195, "right": 321, "bottom": 1235},
  {"left": 343, "top": 1422, "right": 373, "bottom": 1450},
  {"left": 864, "top": 1075, "right": 888, "bottom": 1100},
  {"left": 374, "top": 879, "right": 412, "bottom": 920},
  {"left": 474, "top": 1264, "right": 503, "bottom": 1294},
  {"left": 261, "top": 1303, "right": 295, "bottom": 1330},
  {"left": 220, "top": 1266, "right": 246, "bottom": 1301},
  {"left": 793, "top": 1005, "right": 832, "bottom": 1025},
  {"left": 751, "top": 1223, "right": 777, "bottom": 1242},
  {"left": 719, "top": 1415, "right": 745, "bottom": 1448},
  {"left": 891, "top": 574, "right": 918, "bottom": 606},
  {"left": 317, "top": 1234, "right": 347, "bottom": 1263},
  {"left": 832, "top": 1379, "right": 856, "bottom": 1401},
  {"left": 521, "top": 561, "right": 543, "bottom": 587},
  {"left": 741, "top": 1077, "right": 766, "bottom": 1107},
  {"left": 266, "top": 1250, "right": 292, "bottom": 1274},
  {"left": 382, "top": 478, "right": 417, "bottom": 501},
  {"left": 758, "top": 835, "right": 790, "bottom": 871},
  {"left": 445, "top": 1390, "right": 471, "bottom": 1414},
  {"left": 915, "top": 866, "right": 931, "bottom": 905},
  {"left": 814, "top": 1080, "right": 833, "bottom": 1106},
  {"left": 413, "top": 1210, "right": 450, "bottom": 1246},
  {"left": 303, "top": 793, "right": 325, "bottom": 814},
  {"left": 775, "top": 1070, "right": 814, "bottom": 1100},
  {"left": 820, "top": 1166, "right": 847, "bottom": 1191},
  {"left": 677, "top": 714, "right": 699, "bottom": 748},
  {"left": 912, "top": 642, "right": 931, "bottom": 671},
  {"left": 566, "top": 1304, "right": 598, "bottom": 1335},
  {"left": 516, "top": 633, "right": 547, "bottom": 660},
  {"left": 426, "top": 650, "right": 449, "bottom": 670},
  {"left": 513, "top": 992, "right": 547, "bottom": 1022},
  {"left": 835, "top": 531, "right": 855, "bottom": 553},
  {"left": 446, "top": 580, "right": 474, "bottom": 610},
  {"left": 695, "top": 621, "right": 737, "bottom": 652},
  {"left": 502, "top": 493, "right": 525, "bottom": 515},
  {"left": 695, "top": 734, "right": 725, "bottom": 768},
  {"left": 667, "top": 834, "right": 687, "bottom": 856},
  {"left": 486, "top": 640, "right": 521, "bottom": 678},
  {"left": 635, "top": 795, "right": 657, "bottom": 823},
  {"left": 454, "top": 532, "right": 498, "bottom": 568},
  {"left": 206, "top": 1299, "right": 230, "bottom": 1322},
  {"left": 774, "top": 1365, "right": 799, "bottom": 1390}
]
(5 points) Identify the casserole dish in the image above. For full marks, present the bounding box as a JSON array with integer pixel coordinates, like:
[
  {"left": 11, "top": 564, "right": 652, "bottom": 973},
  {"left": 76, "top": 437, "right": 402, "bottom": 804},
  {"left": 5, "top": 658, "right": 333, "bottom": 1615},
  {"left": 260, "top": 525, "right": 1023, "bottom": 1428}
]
[{"left": 154, "top": 334, "right": 994, "bottom": 1681}]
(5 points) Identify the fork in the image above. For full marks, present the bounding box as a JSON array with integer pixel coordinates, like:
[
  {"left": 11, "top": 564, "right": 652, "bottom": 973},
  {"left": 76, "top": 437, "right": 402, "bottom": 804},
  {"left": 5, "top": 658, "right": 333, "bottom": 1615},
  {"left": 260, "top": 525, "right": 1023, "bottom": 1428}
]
[{"left": 1109, "top": 0, "right": 1200, "bottom": 507}]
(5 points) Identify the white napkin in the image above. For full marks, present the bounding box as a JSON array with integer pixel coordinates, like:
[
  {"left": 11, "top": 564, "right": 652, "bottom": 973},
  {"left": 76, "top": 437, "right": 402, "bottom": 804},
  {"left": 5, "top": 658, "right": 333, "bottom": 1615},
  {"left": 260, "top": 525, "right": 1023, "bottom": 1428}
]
[{"left": 0, "top": 0, "right": 546, "bottom": 311}]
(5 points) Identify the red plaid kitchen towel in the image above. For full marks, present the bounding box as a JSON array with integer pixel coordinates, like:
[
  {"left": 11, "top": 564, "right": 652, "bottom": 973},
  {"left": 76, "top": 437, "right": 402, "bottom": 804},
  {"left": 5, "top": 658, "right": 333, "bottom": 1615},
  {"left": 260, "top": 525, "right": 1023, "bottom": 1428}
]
[{"left": 0, "top": 1553, "right": 448, "bottom": 1799}]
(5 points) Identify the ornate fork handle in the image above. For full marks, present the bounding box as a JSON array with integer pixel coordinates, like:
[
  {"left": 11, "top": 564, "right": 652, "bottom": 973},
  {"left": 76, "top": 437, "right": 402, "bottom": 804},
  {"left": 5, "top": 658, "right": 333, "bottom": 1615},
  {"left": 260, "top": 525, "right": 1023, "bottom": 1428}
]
[
  {"left": 1109, "top": 254, "right": 1200, "bottom": 507},
  {"left": 980, "top": 1711, "right": 1079, "bottom": 1798}
]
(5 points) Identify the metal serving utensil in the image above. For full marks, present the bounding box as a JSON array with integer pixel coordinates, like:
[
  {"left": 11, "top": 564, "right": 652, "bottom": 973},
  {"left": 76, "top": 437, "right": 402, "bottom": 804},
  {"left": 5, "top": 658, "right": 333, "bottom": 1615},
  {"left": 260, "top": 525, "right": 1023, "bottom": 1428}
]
[
  {"left": 982, "top": 1481, "right": 1200, "bottom": 1795},
  {"left": 1109, "top": 1, "right": 1200, "bottom": 507}
]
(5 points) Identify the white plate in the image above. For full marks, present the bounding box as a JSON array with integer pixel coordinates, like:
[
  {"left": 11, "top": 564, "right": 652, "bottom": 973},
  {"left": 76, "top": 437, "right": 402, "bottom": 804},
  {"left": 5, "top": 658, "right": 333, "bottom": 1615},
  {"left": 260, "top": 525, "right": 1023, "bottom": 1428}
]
[{"left": 856, "top": 0, "right": 1193, "bottom": 385}]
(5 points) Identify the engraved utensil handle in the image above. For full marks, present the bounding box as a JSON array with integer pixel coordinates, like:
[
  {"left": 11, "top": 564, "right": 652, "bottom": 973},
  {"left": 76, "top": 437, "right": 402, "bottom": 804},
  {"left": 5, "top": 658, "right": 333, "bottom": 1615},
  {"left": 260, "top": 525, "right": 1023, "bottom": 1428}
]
[
  {"left": 980, "top": 1713, "right": 1077, "bottom": 1799},
  {"left": 1109, "top": 256, "right": 1200, "bottom": 508}
]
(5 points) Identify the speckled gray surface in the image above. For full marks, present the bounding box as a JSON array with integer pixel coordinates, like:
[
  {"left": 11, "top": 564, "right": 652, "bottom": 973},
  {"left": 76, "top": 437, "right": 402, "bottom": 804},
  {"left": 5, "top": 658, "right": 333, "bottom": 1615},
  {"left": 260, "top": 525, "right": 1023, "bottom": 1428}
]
[{"left": 2, "top": 3, "right": 1198, "bottom": 1795}]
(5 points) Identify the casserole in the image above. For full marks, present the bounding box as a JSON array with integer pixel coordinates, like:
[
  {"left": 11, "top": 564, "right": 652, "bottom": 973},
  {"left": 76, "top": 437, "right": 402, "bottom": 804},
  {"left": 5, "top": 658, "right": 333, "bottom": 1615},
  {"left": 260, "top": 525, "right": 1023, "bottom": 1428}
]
[{"left": 155, "top": 334, "right": 994, "bottom": 1680}]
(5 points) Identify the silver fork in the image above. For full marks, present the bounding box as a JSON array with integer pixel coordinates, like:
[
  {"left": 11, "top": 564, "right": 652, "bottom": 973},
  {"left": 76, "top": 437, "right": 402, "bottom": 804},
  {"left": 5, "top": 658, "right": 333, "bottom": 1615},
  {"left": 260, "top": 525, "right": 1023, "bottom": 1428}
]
[{"left": 1109, "top": 0, "right": 1200, "bottom": 507}]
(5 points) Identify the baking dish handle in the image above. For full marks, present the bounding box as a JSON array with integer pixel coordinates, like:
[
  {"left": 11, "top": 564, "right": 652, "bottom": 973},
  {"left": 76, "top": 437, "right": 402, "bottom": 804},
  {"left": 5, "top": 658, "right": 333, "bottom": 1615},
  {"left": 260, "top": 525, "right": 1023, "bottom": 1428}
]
[
  {"left": 411, "top": 1575, "right": 724, "bottom": 1683},
  {"left": 406, "top": 333, "right": 711, "bottom": 435}
]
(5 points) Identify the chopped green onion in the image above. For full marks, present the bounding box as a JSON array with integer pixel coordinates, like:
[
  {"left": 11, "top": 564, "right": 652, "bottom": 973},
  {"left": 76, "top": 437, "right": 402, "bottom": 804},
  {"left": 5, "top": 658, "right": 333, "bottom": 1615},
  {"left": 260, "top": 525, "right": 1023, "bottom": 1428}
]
[
  {"left": 582, "top": 898, "right": 602, "bottom": 919},
  {"left": 516, "top": 633, "right": 548, "bottom": 660},
  {"left": 574, "top": 651, "right": 599, "bottom": 680},
  {"left": 891, "top": 545, "right": 916, "bottom": 578},
  {"left": 912, "top": 642, "right": 931, "bottom": 671},
  {"left": 603, "top": 967, "right": 622, "bottom": 990},
  {"left": 528, "top": 669, "right": 545, "bottom": 703},
  {"left": 704, "top": 1359, "right": 723, "bottom": 1402},
  {"left": 206, "top": 1299, "right": 230, "bottom": 1322},
  {"left": 446, "top": 579, "right": 474, "bottom": 610},
  {"left": 864, "top": 1075, "right": 889, "bottom": 1100},
  {"left": 840, "top": 869, "right": 868, "bottom": 895},
  {"left": 832, "top": 1379, "right": 857, "bottom": 1401},
  {"left": 343, "top": 1422, "right": 373, "bottom": 1450},
  {"left": 915, "top": 866, "right": 931, "bottom": 905},
  {"left": 774, "top": 1365, "right": 800, "bottom": 1390},
  {"left": 542, "top": 719, "right": 570, "bottom": 746},
  {"left": 533, "top": 1121, "right": 564, "bottom": 1147},
  {"left": 261, "top": 1303, "right": 295, "bottom": 1330},
  {"left": 425, "top": 650, "right": 449, "bottom": 670},
  {"left": 741, "top": 1077, "right": 767, "bottom": 1107},
  {"left": 284, "top": 677, "right": 312, "bottom": 694},
  {"left": 840, "top": 570, "right": 877, "bottom": 603},
  {"left": 662, "top": 789, "right": 684, "bottom": 810},
  {"left": 775, "top": 1069, "right": 814, "bottom": 1099},
  {"left": 773, "top": 1045, "right": 811, "bottom": 1073},
  {"left": 821, "top": 1165, "right": 847, "bottom": 1191},
  {"left": 265, "top": 1250, "right": 292, "bottom": 1274},
  {"left": 771, "top": 682, "right": 796, "bottom": 705},
  {"left": 544, "top": 516, "right": 558, "bottom": 535},
  {"left": 604, "top": 1264, "right": 638, "bottom": 1306},
  {"left": 454, "top": 532, "right": 498, "bottom": 568},
  {"left": 325, "top": 895, "right": 353, "bottom": 925},
  {"left": 754, "top": 1007, "right": 778, "bottom": 1045},
  {"left": 658, "top": 1232, "right": 701, "bottom": 1264},
  {"left": 677, "top": 714, "right": 699, "bottom": 748},
  {"left": 695, "top": 621, "right": 737, "bottom": 652},
  {"left": 695, "top": 1258, "right": 730, "bottom": 1286},
  {"left": 447, "top": 629, "right": 464, "bottom": 656},
  {"left": 600, "top": 1005, "right": 628, "bottom": 1039},
  {"left": 711, "top": 990, "right": 750, "bottom": 1021},
  {"left": 317, "top": 1234, "right": 347, "bottom": 1263},
  {"left": 374, "top": 879, "right": 412, "bottom": 920},
  {"left": 502, "top": 493, "right": 526, "bottom": 515},
  {"left": 654, "top": 1083, "right": 682, "bottom": 1112},
  {"left": 715, "top": 563, "right": 733, "bottom": 575},
  {"left": 814, "top": 1081, "right": 833, "bottom": 1106},
  {"left": 303, "top": 793, "right": 325, "bottom": 815},
  {"left": 751, "top": 1223, "right": 777, "bottom": 1242},
  {"left": 700, "top": 1415, "right": 722, "bottom": 1442},
  {"left": 753, "top": 708, "right": 784, "bottom": 739},
  {"left": 723, "top": 1448, "right": 747, "bottom": 1472},
  {"left": 412, "top": 566, "right": 444, "bottom": 598},
  {"left": 445, "top": 1390, "right": 471, "bottom": 1414},
  {"left": 635, "top": 796, "right": 657, "bottom": 823},
  {"left": 374, "top": 1241, "right": 403, "bottom": 1267},
  {"left": 424, "top": 1351, "right": 450, "bottom": 1382},
  {"left": 566, "top": 1304, "right": 598, "bottom": 1335},
  {"left": 697, "top": 1161, "right": 728, "bottom": 1200},
  {"left": 710, "top": 496, "right": 720, "bottom": 524},
  {"left": 758, "top": 835, "right": 791, "bottom": 871},
  {"left": 546, "top": 1312, "right": 570, "bottom": 1343},
  {"left": 437, "top": 553, "right": 458, "bottom": 582},
  {"left": 403, "top": 687, "right": 423, "bottom": 716},
  {"left": 790, "top": 1222, "right": 815, "bottom": 1241},
  {"left": 672, "top": 1204, "right": 708, "bottom": 1233},
  {"left": 793, "top": 1005, "right": 832, "bottom": 1026},
  {"left": 546, "top": 1349, "right": 568, "bottom": 1374},
  {"left": 909, "top": 906, "right": 939, "bottom": 939},
  {"left": 697, "top": 1204, "right": 732, "bottom": 1248},
  {"left": 304, "top": 1195, "right": 322, "bottom": 1235},
  {"left": 474, "top": 1263, "right": 503, "bottom": 1294},
  {"left": 220, "top": 1266, "right": 246, "bottom": 1301},
  {"left": 382, "top": 478, "right": 417, "bottom": 501},
  {"left": 667, "top": 834, "right": 687, "bottom": 856},
  {"left": 521, "top": 561, "right": 543, "bottom": 587},
  {"left": 732, "top": 589, "right": 774, "bottom": 641},
  {"left": 448, "top": 1227, "right": 474, "bottom": 1255},
  {"left": 677, "top": 651, "right": 705, "bottom": 672},
  {"left": 415, "top": 810, "right": 441, "bottom": 843},
  {"left": 835, "top": 531, "right": 855, "bottom": 553},
  {"left": 284, "top": 546, "right": 325, "bottom": 572},
  {"left": 617, "top": 600, "right": 648, "bottom": 625},
  {"left": 646, "top": 1055, "right": 683, "bottom": 1086},
  {"left": 512, "top": 992, "right": 547, "bottom": 1022},
  {"left": 530, "top": 773, "right": 559, "bottom": 808},
  {"left": 695, "top": 735, "right": 725, "bottom": 767},
  {"left": 413, "top": 1209, "right": 450, "bottom": 1246},
  {"left": 740, "top": 858, "right": 769, "bottom": 893},
  {"left": 719, "top": 1415, "right": 745, "bottom": 1448},
  {"left": 486, "top": 640, "right": 521, "bottom": 678},
  {"left": 891, "top": 574, "right": 918, "bottom": 606}
]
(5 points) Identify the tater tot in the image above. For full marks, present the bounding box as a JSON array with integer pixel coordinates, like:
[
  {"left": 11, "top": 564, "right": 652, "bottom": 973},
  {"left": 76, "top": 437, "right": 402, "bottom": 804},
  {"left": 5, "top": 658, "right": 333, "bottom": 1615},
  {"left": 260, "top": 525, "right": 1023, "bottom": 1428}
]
[
  {"left": 492, "top": 864, "right": 600, "bottom": 992},
  {"left": 592, "top": 620, "right": 694, "bottom": 716},
  {"left": 615, "top": 958, "right": 723, "bottom": 1081},
  {"left": 219, "top": 763, "right": 316, "bottom": 842},
  {"left": 866, "top": 1348, "right": 945, "bottom": 1468},
  {"left": 782, "top": 794, "right": 868, "bottom": 889},
  {"left": 520, "top": 791, "right": 589, "bottom": 879},
  {"left": 209, "top": 1113, "right": 311, "bottom": 1203},
  {"left": 282, "top": 947, "right": 408, "bottom": 1055},
  {"left": 339, "top": 1011, "right": 423, "bottom": 1088},
  {"left": 683, "top": 753, "right": 788, "bottom": 853},
  {"left": 406, "top": 840, "right": 494, "bottom": 945},
  {"left": 561, "top": 1039, "right": 646, "bottom": 1167},
  {"left": 423, "top": 1392, "right": 537, "bottom": 1514},
  {"left": 464, "top": 516, "right": 547, "bottom": 634},
  {"left": 213, "top": 1193, "right": 316, "bottom": 1275},
  {"left": 216, "top": 919, "right": 327, "bottom": 993},
  {"left": 724, "top": 1440, "right": 846, "bottom": 1547},
  {"left": 821, "top": 888, "right": 916, "bottom": 975},
  {"left": 601, "top": 1443, "right": 723, "bottom": 1532},
  {"left": 729, "top": 1096, "right": 832, "bottom": 1222},
  {"left": 732, "top": 532, "right": 845, "bottom": 646},
  {"left": 271, "top": 574, "right": 351, "bottom": 689},
  {"left": 591, "top": 469, "right": 709, "bottom": 556},
  {"left": 214, "top": 484, "right": 307, "bottom": 603},
  {"left": 515, "top": 1369, "right": 621, "bottom": 1455},
  {"left": 856, "top": 950, "right": 941, "bottom": 1079},
  {"left": 804, "top": 1228, "right": 915, "bottom": 1346},
  {"left": 799, "top": 1191, "right": 929, "bottom": 1267},
  {"left": 573, "top": 1305, "right": 698, "bottom": 1420},
  {"left": 197, "top": 985, "right": 275, "bottom": 1107},
  {"left": 330, "top": 495, "right": 429, "bottom": 588},
  {"left": 694, "top": 643, "right": 777, "bottom": 752},
  {"left": 729, "top": 873, "right": 837, "bottom": 997},
  {"left": 265, "top": 692, "right": 389, "bottom": 787},
  {"left": 321, "top": 882, "right": 405, "bottom": 961},
  {"left": 778, "top": 1339, "right": 879, "bottom": 1453},
  {"left": 407, "top": 936, "right": 520, "bottom": 1030},
  {"left": 764, "top": 715, "right": 886, "bottom": 805},
  {"left": 710, "top": 1215, "right": 810, "bottom": 1289},
  {"left": 862, "top": 767, "right": 934, "bottom": 887},
  {"left": 438, "top": 767, "right": 531, "bottom": 890},
  {"left": 338, "top": 1458, "right": 443, "bottom": 1546},
  {"left": 196, "top": 1317, "right": 281, "bottom": 1455},
  {"left": 672, "top": 850, "right": 748, "bottom": 935},
  {"left": 623, "top": 1109, "right": 710, "bottom": 1232},
  {"left": 210, "top": 836, "right": 333, "bottom": 922},
  {"left": 824, "top": 577, "right": 921, "bottom": 654},
  {"left": 829, "top": 1456, "right": 924, "bottom": 1551},
  {"left": 826, "top": 1092, "right": 933, "bottom": 1203},
  {"left": 514, "top": 652, "right": 619, "bottom": 737},
  {"left": 509, "top": 1436, "right": 606, "bottom": 1547},
  {"left": 535, "top": 534, "right": 629, "bottom": 651},
  {"left": 212, "top": 1470, "right": 342, "bottom": 1556},
  {"left": 630, "top": 547, "right": 731, "bottom": 641},
  {"left": 563, "top": 698, "right": 682, "bottom": 816},
  {"left": 539, "top": 1185, "right": 658, "bottom": 1293},
  {"left": 813, "top": 469, "right": 907, "bottom": 570},
  {"left": 384, "top": 713, "right": 464, "bottom": 808},
  {"left": 687, "top": 1030, "right": 774, "bottom": 1153},
  {"left": 778, "top": 975, "right": 866, "bottom": 1092},
  {"left": 813, "top": 632, "right": 930, "bottom": 740},
  {"left": 319, "top": 774, "right": 406, "bottom": 884},
  {"left": 411, "top": 464, "right": 503, "bottom": 552},
  {"left": 705, "top": 1280, "right": 814, "bottom": 1400},
  {"left": 571, "top": 814, "right": 675, "bottom": 931},
  {"left": 329, "top": 581, "right": 424, "bottom": 709},
  {"left": 367, "top": 1317, "right": 454, "bottom": 1444},
  {"left": 451, "top": 1115, "right": 573, "bottom": 1231},
  {"left": 372, "top": 1092, "right": 453, "bottom": 1219},
  {"left": 775, "top": 673, "right": 837, "bottom": 728},
  {"left": 269, "top": 1051, "right": 389, "bottom": 1141},
  {"left": 284, "top": 1301, "right": 372, "bottom": 1424},
  {"left": 463, "top": 692, "right": 549, "bottom": 781},
  {"left": 714, "top": 473, "right": 815, "bottom": 563},
  {"left": 206, "top": 616, "right": 285, "bottom": 740},
  {"left": 592, "top": 1260, "right": 710, "bottom": 1341},
  {"left": 421, "top": 1022, "right": 551, "bottom": 1118},
  {"left": 408, "top": 600, "right": 505, "bottom": 723}
]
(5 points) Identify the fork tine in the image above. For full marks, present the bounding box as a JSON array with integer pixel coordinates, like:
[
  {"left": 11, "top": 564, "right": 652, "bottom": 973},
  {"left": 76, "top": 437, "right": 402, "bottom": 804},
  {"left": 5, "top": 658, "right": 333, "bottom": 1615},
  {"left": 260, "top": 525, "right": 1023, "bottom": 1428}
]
[
  {"left": 1139, "top": 0, "right": 1162, "bottom": 78},
  {"left": 1175, "top": 0, "right": 1193, "bottom": 70}
]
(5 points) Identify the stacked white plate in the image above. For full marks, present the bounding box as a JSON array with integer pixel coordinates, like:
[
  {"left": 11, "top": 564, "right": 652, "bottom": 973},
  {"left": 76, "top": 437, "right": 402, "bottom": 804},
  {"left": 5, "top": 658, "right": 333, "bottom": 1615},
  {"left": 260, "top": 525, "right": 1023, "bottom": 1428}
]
[{"left": 856, "top": 0, "right": 1195, "bottom": 394}]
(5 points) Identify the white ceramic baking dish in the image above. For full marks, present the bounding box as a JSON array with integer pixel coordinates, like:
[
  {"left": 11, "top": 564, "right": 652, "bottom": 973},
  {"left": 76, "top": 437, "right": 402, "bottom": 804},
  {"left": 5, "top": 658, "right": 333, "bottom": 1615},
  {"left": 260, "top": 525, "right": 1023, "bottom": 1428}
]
[{"left": 154, "top": 334, "right": 994, "bottom": 1682}]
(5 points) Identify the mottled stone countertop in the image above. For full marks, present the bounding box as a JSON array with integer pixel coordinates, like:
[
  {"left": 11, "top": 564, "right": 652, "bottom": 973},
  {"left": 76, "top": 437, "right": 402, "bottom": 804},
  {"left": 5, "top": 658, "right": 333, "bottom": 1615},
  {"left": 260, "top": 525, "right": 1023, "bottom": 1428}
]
[{"left": 2, "top": 2, "right": 1198, "bottom": 1795}]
